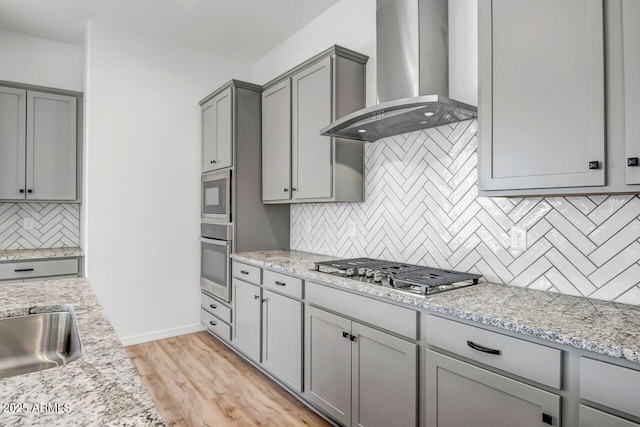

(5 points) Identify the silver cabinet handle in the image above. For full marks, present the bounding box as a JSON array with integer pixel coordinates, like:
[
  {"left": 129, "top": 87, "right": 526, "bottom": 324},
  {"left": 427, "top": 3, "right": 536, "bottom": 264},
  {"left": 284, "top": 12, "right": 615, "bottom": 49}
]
[{"left": 274, "top": 281, "right": 286, "bottom": 286}]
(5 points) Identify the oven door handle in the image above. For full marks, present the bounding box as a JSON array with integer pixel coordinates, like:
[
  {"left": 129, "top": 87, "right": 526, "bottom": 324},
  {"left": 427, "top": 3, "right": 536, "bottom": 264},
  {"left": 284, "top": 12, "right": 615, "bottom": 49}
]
[{"left": 200, "top": 237, "right": 231, "bottom": 247}]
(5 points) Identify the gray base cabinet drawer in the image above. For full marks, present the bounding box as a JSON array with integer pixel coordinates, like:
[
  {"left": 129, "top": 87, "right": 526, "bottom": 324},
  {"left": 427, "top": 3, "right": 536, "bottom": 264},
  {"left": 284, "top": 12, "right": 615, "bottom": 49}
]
[
  {"left": 201, "top": 309, "right": 231, "bottom": 341},
  {"left": 580, "top": 357, "right": 640, "bottom": 419},
  {"left": 306, "top": 281, "right": 418, "bottom": 340},
  {"left": 201, "top": 290, "right": 231, "bottom": 323},
  {"left": 232, "top": 261, "right": 261, "bottom": 285},
  {"left": 0, "top": 258, "right": 79, "bottom": 281},
  {"left": 426, "top": 315, "right": 562, "bottom": 389},
  {"left": 580, "top": 405, "right": 640, "bottom": 427},
  {"left": 263, "top": 269, "right": 303, "bottom": 299}
]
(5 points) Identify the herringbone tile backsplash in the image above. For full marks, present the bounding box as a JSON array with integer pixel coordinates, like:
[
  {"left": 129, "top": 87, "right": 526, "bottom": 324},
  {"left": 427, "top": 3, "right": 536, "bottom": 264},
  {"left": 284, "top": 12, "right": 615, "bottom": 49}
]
[
  {"left": 291, "top": 120, "right": 640, "bottom": 304},
  {"left": 0, "top": 203, "right": 80, "bottom": 250}
]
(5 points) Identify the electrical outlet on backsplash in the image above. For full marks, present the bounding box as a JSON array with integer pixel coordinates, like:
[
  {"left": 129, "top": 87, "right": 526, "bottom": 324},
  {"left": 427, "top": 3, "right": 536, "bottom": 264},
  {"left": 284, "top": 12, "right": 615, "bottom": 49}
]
[
  {"left": 0, "top": 203, "right": 80, "bottom": 250},
  {"left": 291, "top": 120, "right": 640, "bottom": 305}
]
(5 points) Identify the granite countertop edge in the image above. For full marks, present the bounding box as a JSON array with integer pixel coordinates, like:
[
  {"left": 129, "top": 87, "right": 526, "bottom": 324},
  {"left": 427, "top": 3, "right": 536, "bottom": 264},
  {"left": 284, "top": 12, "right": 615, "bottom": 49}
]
[
  {"left": 232, "top": 251, "right": 640, "bottom": 364},
  {"left": 0, "top": 247, "right": 85, "bottom": 262}
]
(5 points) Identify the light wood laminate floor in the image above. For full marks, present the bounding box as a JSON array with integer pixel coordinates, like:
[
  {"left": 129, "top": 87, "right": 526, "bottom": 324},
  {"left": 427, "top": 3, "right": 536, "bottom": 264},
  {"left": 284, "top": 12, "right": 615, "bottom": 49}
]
[{"left": 125, "top": 331, "right": 329, "bottom": 427}]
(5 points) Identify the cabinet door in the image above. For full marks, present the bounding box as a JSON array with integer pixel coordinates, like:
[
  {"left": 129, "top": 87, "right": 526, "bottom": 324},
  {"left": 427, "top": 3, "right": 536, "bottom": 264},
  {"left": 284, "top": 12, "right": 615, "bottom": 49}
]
[
  {"left": 262, "top": 80, "right": 292, "bottom": 202},
  {"left": 580, "top": 405, "right": 640, "bottom": 427},
  {"left": 261, "top": 290, "right": 302, "bottom": 392},
  {"left": 478, "top": 0, "right": 605, "bottom": 191},
  {"left": 202, "top": 87, "right": 232, "bottom": 172},
  {"left": 304, "top": 305, "right": 352, "bottom": 426},
  {"left": 26, "top": 91, "right": 77, "bottom": 200},
  {"left": 623, "top": 0, "right": 640, "bottom": 184},
  {"left": 426, "top": 350, "right": 561, "bottom": 427},
  {"left": 0, "top": 86, "right": 26, "bottom": 200},
  {"left": 291, "top": 57, "right": 333, "bottom": 200},
  {"left": 351, "top": 322, "right": 417, "bottom": 427},
  {"left": 232, "top": 279, "right": 261, "bottom": 362}
]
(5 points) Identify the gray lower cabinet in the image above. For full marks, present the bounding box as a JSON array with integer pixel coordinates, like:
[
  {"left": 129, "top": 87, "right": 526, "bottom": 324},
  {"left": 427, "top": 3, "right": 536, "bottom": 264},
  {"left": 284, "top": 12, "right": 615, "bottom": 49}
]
[
  {"left": 623, "top": 0, "right": 640, "bottom": 185},
  {"left": 305, "top": 306, "right": 352, "bottom": 425},
  {"left": 580, "top": 405, "right": 640, "bottom": 427},
  {"left": 0, "top": 86, "right": 78, "bottom": 201},
  {"left": 261, "top": 45, "right": 368, "bottom": 204},
  {"left": 232, "top": 278, "right": 261, "bottom": 362},
  {"left": 426, "top": 350, "right": 561, "bottom": 427},
  {"left": 201, "top": 86, "right": 232, "bottom": 172},
  {"left": 351, "top": 322, "right": 417, "bottom": 427},
  {"left": 478, "top": 0, "right": 605, "bottom": 193},
  {"left": 305, "top": 305, "right": 417, "bottom": 427},
  {"left": 261, "top": 290, "right": 303, "bottom": 392}
]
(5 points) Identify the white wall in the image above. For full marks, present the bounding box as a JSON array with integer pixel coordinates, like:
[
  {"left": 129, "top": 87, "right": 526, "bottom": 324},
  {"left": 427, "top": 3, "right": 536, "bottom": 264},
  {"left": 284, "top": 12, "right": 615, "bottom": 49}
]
[
  {"left": 83, "top": 21, "right": 251, "bottom": 344},
  {"left": 0, "top": 29, "right": 83, "bottom": 91},
  {"left": 251, "top": 0, "right": 377, "bottom": 106}
]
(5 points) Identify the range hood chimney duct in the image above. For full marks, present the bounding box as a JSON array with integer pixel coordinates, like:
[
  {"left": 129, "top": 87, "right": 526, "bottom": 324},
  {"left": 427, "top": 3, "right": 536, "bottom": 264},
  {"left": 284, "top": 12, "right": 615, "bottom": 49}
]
[{"left": 321, "top": 0, "right": 476, "bottom": 142}]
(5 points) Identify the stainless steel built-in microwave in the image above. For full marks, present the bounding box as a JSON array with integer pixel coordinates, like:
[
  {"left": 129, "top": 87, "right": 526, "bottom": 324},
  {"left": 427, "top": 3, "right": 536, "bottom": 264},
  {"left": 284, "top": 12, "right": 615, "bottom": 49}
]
[{"left": 202, "top": 170, "right": 231, "bottom": 222}]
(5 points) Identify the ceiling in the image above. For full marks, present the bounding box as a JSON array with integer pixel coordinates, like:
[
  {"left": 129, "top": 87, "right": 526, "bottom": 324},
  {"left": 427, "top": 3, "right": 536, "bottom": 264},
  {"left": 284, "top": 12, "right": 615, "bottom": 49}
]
[{"left": 0, "top": 0, "right": 341, "bottom": 61}]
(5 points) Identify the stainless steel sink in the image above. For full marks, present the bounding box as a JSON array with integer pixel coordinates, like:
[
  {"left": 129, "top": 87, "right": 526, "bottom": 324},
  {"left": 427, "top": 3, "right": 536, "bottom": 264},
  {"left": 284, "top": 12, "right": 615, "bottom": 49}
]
[{"left": 0, "top": 311, "right": 83, "bottom": 379}]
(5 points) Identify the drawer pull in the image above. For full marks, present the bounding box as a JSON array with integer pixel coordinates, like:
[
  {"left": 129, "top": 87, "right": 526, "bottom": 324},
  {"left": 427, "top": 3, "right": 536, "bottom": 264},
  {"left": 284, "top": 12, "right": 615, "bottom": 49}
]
[
  {"left": 14, "top": 268, "right": 35, "bottom": 272},
  {"left": 240, "top": 270, "right": 250, "bottom": 275},
  {"left": 274, "top": 281, "right": 286, "bottom": 286},
  {"left": 542, "top": 413, "right": 552, "bottom": 425},
  {"left": 209, "top": 320, "right": 217, "bottom": 326},
  {"left": 467, "top": 340, "right": 501, "bottom": 355},
  {"left": 209, "top": 304, "right": 217, "bottom": 310}
]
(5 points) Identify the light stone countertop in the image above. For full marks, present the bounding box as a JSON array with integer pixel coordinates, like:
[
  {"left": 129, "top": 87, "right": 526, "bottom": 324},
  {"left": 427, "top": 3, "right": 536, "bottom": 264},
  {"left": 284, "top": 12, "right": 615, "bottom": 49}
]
[
  {"left": 0, "top": 278, "right": 162, "bottom": 426},
  {"left": 233, "top": 249, "right": 640, "bottom": 364},
  {"left": 0, "top": 247, "right": 84, "bottom": 262}
]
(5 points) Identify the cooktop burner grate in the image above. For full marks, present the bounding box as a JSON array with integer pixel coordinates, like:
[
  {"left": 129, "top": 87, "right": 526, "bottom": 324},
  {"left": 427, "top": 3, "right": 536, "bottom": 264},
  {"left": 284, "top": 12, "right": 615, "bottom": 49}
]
[{"left": 313, "top": 258, "right": 482, "bottom": 295}]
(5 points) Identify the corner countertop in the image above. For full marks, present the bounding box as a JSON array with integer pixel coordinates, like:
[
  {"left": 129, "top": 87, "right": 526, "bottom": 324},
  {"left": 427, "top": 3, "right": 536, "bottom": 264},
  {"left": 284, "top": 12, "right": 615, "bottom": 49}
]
[
  {"left": 0, "top": 247, "right": 84, "bottom": 262},
  {"left": 232, "top": 250, "right": 640, "bottom": 364},
  {"left": 0, "top": 278, "right": 161, "bottom": 426}
]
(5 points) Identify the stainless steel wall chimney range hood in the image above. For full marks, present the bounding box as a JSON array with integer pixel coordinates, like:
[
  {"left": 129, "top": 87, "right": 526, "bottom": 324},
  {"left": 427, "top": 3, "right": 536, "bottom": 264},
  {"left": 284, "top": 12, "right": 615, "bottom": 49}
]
[{"left": 320, "top": 0, "right": 477, "bottom": 142}]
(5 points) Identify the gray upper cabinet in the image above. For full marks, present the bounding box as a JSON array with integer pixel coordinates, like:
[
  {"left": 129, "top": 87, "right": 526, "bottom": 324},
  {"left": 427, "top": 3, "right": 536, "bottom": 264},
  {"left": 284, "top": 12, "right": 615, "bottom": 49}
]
[
  {"left": 262, "top": 80, "right": 292, "bottom": 202},
  {"left": 0, "top": 86, "right": 78, "bottom": 202},
  {"left": 262, "top": 45, "right": 368, "bottom": 204},
  {"left": 27, "top": 91, "right": 77, "bottom": 201},
  {"left": 232, "top": 278, "right": 262, "bottom": 362},
  {"left": 478, "top": 0, "right": 606, "bottom": 193},
  {"left": 261, "top": 289, "right": 303, "bottom": 392},
  {"left": 426, "top": 350, "right": 561, "bottom": 427},
  {"left": 0, "top": 86, "right": 26, "bottom": 200},
  {"left": 623, "top": 0, "right": 640, "bottom": 185},
  {"left": 292, "top": 57, "right": 333, "bottom": 200},
  {"left": 202, "top": 87, "right": 232, "bottom": 172}
]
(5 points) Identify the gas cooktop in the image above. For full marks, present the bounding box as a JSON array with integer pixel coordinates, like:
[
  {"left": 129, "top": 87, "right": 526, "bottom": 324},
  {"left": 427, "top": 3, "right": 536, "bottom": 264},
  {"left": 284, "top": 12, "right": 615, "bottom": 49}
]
[{"left": 313, "top": 258, "right": 482, "bottom": 296}]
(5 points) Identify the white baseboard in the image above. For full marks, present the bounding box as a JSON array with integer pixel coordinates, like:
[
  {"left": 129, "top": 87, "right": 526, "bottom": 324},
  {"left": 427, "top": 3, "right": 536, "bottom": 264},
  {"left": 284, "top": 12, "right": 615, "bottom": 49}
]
[{"left": 120, "top": 323, "right": 206, "bottom": 346}]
